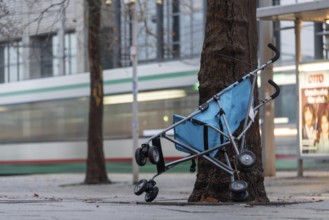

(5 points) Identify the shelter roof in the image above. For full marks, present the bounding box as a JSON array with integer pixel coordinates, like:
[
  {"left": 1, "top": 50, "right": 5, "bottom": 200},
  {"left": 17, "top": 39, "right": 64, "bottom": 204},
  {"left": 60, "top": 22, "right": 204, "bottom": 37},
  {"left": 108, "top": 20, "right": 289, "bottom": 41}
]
[{"left": 257, "top": 0, "right": 329, "bottom": 22}]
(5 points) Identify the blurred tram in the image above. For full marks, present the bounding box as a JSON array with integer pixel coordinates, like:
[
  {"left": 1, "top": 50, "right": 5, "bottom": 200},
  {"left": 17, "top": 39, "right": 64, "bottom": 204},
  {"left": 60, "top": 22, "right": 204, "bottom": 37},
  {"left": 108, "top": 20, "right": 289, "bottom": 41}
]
[{"left": 0, "top": 60, "right": 297, "bottom": 174}]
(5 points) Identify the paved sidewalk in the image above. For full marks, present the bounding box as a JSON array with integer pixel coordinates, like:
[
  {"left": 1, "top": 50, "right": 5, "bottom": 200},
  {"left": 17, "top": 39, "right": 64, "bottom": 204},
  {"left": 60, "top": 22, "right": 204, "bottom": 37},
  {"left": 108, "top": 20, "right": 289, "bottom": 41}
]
[{"left": 0, "top": 171, "right": 329, "bottom": 219}]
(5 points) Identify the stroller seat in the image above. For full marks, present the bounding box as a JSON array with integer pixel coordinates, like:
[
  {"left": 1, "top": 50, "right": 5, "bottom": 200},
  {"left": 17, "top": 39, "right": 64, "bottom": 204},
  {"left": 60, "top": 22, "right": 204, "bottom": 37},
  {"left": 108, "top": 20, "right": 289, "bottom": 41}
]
[{"left": 173, "top": 78, "right": 252, "bottom": 156}]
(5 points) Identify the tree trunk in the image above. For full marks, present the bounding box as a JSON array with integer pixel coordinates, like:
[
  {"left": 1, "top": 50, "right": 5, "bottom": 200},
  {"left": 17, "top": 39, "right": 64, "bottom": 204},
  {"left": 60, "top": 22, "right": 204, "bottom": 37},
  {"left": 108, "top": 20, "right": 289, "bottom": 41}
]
[
  {"left": 188, "top": 0, "right": 269, "bottom": 203},
  {"left": 84, "top": 0, "right": 110, "bottom": 184}
]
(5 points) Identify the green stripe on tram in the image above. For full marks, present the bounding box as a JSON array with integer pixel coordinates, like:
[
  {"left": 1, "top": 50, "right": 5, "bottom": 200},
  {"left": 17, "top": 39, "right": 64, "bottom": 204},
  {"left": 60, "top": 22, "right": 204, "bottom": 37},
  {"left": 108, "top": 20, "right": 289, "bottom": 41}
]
[
  {"left": 0, "top": 161, "right": 192, "bottom": 175},
  {"left": 0, "top": 83, "right": 90, "bottom": 97},
  {"left": 104, "top": 70, "right": 196, "bottom": 86},
  {"left": 0, "top": 70, "right": 197, "bottom": 98}
]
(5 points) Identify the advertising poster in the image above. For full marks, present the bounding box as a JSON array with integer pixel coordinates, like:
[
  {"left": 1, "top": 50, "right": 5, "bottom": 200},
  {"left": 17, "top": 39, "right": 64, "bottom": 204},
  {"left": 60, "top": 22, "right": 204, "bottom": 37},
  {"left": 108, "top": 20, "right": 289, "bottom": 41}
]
[{"left": 299, "top": 62, "right": 329, "bottom": 156}]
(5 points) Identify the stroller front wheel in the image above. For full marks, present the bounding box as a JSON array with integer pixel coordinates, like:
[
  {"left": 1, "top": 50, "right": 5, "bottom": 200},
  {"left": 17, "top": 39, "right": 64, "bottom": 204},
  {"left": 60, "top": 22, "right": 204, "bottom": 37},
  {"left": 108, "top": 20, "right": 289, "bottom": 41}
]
[
  {"left": 135, "top": 148, "right": 147, "bottom": 166},
  {"left": 148, "top": 146, "right": 160, "bottom": 165},
  {"left": 134, "top": 179, "right": 148, "bottom": 195},
  {"left": 145, "top": 186, "right": 159, "bottom": 202}
]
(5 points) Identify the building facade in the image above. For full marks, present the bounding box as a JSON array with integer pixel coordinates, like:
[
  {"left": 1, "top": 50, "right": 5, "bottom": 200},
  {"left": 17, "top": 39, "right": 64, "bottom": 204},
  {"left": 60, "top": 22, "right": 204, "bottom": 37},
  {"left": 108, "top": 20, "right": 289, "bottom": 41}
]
[{"left": 0, "top": 0, "right": 206, "bottom": 83}]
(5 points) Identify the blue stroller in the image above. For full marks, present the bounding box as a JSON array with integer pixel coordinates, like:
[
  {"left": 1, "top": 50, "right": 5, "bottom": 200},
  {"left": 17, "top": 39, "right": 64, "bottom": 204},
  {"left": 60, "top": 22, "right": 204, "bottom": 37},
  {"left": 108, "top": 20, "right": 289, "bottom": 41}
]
[{"left": 134, "top": 44, "right": 280, "bottom": 202}]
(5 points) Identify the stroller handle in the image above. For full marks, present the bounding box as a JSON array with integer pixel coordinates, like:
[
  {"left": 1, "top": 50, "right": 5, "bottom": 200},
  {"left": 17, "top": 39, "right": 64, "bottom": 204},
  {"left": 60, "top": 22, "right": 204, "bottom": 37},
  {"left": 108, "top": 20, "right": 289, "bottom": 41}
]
[
  {"left": 268, "top": 79, "right": 280, "bottom": 99},
  {"left": 268, "top": 43, "right": 280, "bottom": 63}
]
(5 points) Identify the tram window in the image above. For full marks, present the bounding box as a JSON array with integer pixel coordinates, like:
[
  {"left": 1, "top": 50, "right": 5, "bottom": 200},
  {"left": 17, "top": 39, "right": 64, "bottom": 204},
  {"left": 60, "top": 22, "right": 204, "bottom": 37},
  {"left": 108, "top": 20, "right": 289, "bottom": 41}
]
[
  {"left": 274, "top": 84, "right": 296, "bottom": 124},
  {"left": 103, "top": 88, "right": 198, "bottom": 138},
  {"left": 0, "top": 87, "right": 198, "bottom": 143}
]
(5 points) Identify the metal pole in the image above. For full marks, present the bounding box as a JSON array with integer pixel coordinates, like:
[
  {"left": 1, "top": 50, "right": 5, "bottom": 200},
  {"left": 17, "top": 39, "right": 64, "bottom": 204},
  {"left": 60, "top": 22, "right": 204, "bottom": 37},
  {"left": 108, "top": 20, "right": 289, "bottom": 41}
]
[
  {"left": 190, "top": 0, "right": 193, "bottom": 57},
  {"left": 203, "top": 0, "right": 207, "bottom": 26},
  {"left": 172, "top": 0, "right": 180, "bottom": 58},
  {"left": 113, "top": 0, "right": 121, "bottom": 68},
  {"left": 131, "top": 0, "right": 139, "bottom": 184},
  {"left": 259, "top": 0, "right": 275, "bottom": 177},
  {"left": 295, "top": 18, "right": 303, "bottom": 177},
  {"left": 58, "top": 3, "right": 65, "bottom": 76},
  {"left": 156, "top": 0, "right": 164, "bottom": 62}
]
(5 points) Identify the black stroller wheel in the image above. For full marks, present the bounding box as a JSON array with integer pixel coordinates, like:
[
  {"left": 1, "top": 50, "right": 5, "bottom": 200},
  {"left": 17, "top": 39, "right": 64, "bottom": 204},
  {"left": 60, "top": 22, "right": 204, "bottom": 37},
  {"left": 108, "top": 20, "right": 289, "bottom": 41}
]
[
  {"left": 236, "top": 150, "right": 256, "bottom": 172},
  {"left": 229, "top": 180, "right": 248, "bottom": 193},
  {"left": 148, "top": 146, "right": 160, "bottom": 165},
  {"left": 134, "top": 179, "right": 148, "bottom": 195},
  {"left": 230, "top": 180, "right": 249, "bottom": 202},
  {"left": 135, "top": 148, "right": 147, "bottom": 166},
  {"left": 231, "top": 190, "right": 249, "bottom": 202},
  {"left": 145, "top": 186, "right": 159, "bottom": 202}
]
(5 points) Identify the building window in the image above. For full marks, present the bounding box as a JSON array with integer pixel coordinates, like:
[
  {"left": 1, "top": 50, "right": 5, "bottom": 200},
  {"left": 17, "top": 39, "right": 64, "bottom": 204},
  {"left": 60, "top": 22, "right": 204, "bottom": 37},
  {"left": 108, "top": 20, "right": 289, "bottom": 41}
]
[
  {"left": 0, "top": 41, "right": 23, "bottom": 83},
  {"left": 120, "top": 0, "right": 205, "bottom": 66},
  {"left": 64, "top": 32, "right": 77, "bottom": 75},
  {"left": 30, "top": 32, "right": 77, "bottom": 79},
  {"left": 53, "top": 32, "right": 78, "bottom": 75},
  {"left": 30, "top": 35, "right": 54, "bottom": 79}
]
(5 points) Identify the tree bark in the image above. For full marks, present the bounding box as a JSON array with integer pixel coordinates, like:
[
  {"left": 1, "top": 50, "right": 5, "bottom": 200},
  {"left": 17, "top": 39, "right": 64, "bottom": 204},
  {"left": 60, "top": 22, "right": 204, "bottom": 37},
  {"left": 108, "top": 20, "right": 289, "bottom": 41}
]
[
  {"left": 188, "top": 0, "right": 269, "bottom": 203},
  {"left": 84, "top": 0, "right": 110, "bottom": 184}
]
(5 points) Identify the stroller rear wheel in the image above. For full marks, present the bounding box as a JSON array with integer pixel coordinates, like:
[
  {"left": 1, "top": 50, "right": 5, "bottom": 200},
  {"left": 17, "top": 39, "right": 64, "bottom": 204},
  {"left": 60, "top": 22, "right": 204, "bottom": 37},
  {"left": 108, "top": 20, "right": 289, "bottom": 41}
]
[
  {"left": 145, "top": 186, "right": 159, "bottom": 202},
  {"left": 231, "top": 190, "right": 249, "bottom": 202},
  {"left": 229, "top": 180, "right": 248, "bottom": 193},
  {"left": 230, "top": 180, "right": 249, "bottom": 202},
  {"left": 134, "top": 179, "right": 148, "bottom": 195},
  {"left": 148, "top": 146, "right": 160, "bottom": 164},
  {"left": 135, "top": 148, "right": 147, "bottom": 166},
  {"left": 236, "top": 150, "right": 256, "bottom": 172}
]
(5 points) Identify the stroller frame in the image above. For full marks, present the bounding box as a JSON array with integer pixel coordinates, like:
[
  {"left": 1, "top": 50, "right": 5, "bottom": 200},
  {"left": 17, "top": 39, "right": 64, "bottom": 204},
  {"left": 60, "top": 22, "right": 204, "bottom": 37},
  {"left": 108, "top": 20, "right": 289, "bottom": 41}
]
[{"left": 134, "top": 44, "right": 280, "bottom": 202}]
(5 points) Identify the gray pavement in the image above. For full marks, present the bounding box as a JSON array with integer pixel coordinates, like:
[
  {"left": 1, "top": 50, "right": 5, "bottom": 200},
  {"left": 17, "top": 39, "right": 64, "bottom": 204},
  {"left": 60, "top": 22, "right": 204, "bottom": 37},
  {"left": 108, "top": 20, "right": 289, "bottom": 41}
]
[{"left": 0, "top": 171, "right": 329, "bottom": 219}]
